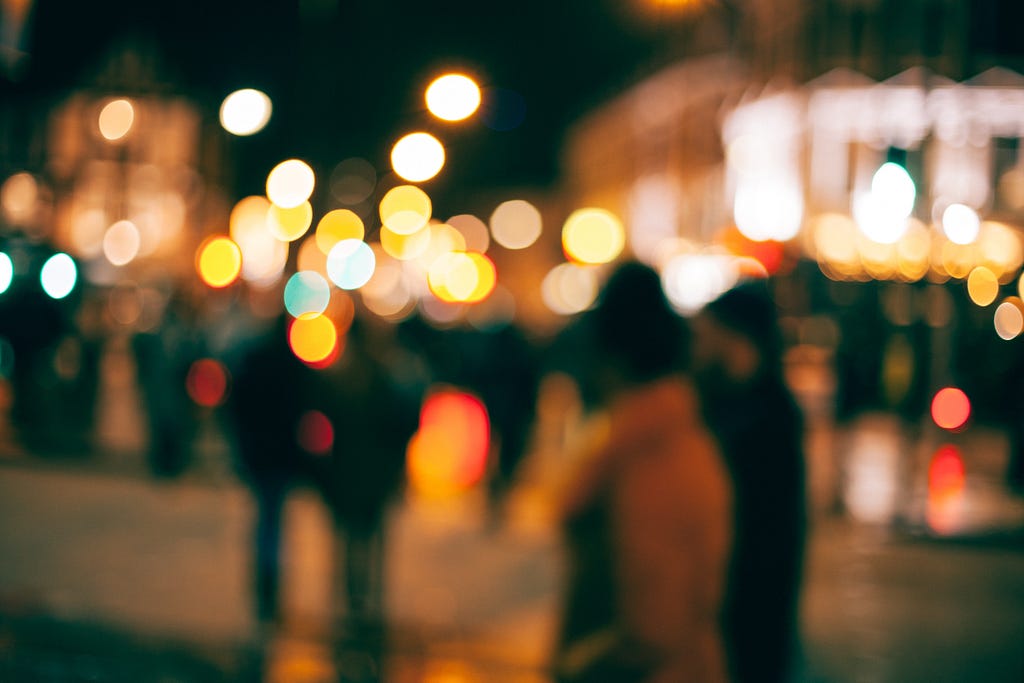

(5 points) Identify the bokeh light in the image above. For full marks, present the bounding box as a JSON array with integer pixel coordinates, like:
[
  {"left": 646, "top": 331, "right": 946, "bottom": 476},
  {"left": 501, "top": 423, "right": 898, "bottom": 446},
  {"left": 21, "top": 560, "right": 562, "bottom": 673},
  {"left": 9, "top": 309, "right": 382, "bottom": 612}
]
[
  {"left": 186, "top": 358, "right": 230, "bottom": 408},
  {"left": 489, "top": 199, "right": 542, "bottom": 250},
  {"left": 942, "top": 203, "right": 981, "bottom": 246},
  {"left": 417, "top": 222, "right": 466, "bottom": 269},
  {"left": 266, "top": 159, "right": 315, "bottom": 209},
  {"left": 329, "top": 158, "right": 377, "bottom": 205},
  {"left": 98, "top": 99, "right": 134, "bottom": 141},
  {"left": 102, "top": 220, "right": 141, "bottom": 266},
  {"left": 284, "top": 271, "right": 331, "bottom": 319},
  {"left": 315, "top": 209, "right": 364, "bottom": 254},
  {"left": 931, "top": 387, "right": 971, "bottom": 431},
  {"left": 40, "top": 253, "right": 77, "bottom": 299},
  {"left": 229, "top": 196, "right": 272, "bottom": 241},
  {"left": 733, "top": 182, "right": 803, "bottom": 242},
  {"left": 562, "top": 208, "right": 626, "bottom": 265},
  {"left": 381, "top": 224, "right": 431, "bottom": 261},
  {"left": 196, "top": 236, "right": 243, "bottom": 289},
  {"left": 380, "top": 185, "right": 432, "bottom": 235},
  {"left": 661, "top": 253, "right": 739, "bottom": 314},
  {"left": 429, "top": 252, "right": 494, "bottom": 303},
  {"left": 219, "top": 88, "right": 272, "bottom": 136},
  {"left": 391, "top": 132, "right": 445, "bottom": 183},
  {"left": 407, "top": 389, "right": 490, "bottom": 497},
  {"left": 1, "top": 172, "right": 38, "bottom": 224},
  {"left": 994, "top": 298, "right": 1024, "bottom": 340},
  {"left": 0, "top": 252, "right": 13, "bottom": 294},
  {"left": 297, "top": 410, "right": 334, "bottom": 455},
  {"left": 327, "top": 239, "right": 376, "bottom": 290},
  {"left": 541, "top": 263, "right": 599, "bottom": 315},
  {"left": 853, "top": 162, "right": 916, "bottom": 244},
  {"left": 966, "top": 266, "right": 998, "bottom": 306},
  {"left": 288, "top": 314, "right": 338, "bottom": 365},
  {"left": 266, "top": 201, "right": 313, "bottom": 242},
  {"left": 447, "top": 214, "right": 490, "bottom": 253},
  {"left": 425, "top": 73, "right": 482, "bottom": 122}
]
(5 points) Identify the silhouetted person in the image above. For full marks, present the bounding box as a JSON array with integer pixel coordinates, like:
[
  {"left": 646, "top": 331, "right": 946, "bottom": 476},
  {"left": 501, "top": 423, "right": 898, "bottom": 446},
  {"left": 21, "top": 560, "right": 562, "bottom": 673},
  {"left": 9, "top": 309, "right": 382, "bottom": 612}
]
[
  {"left": 229, "top": 315, "right": 314, "bottom": 622},
  {"left": 693, "top": 283, "right": 806, "bottom": 683},
  {"left": 314, "top": 319, "right": 419, "bottom": 630},
  {"left": 133, "top": 292, "right": 198, "bottom": 477},
  {"left": 554, "top": 262, "right": 733, "bottom": 683}
]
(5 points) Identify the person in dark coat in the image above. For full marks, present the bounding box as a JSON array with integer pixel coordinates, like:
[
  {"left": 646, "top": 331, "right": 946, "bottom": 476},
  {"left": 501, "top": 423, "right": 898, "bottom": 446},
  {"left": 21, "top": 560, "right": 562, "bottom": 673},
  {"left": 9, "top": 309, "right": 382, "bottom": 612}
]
[
  {"left": 313, "top": 318, "right": 420, "bottom": 628},
  {"left": 693, "top": 283, "right": 807, "bottom": 683},
  {"left": 229, "top": 314, "right": 314, "bottom": 622}
]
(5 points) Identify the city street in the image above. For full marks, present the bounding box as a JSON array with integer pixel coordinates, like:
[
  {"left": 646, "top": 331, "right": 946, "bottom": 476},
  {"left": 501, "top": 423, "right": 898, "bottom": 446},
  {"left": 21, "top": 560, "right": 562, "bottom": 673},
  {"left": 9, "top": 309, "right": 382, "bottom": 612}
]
[{"left": 0, "top": 453, "right": 1022, "bottom": 682}]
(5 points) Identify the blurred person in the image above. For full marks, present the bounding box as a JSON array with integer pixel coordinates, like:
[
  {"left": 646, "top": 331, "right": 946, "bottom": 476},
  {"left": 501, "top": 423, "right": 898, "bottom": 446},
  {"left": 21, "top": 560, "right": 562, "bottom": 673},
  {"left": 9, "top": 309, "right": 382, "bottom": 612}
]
[
  {"left": 553, "top": 262, "right": 733, "bottom": 683},
  {"left": 693, "top": 283, "right": 807, "bottom": 683},
  {"left": 313, "top": 318, "right": 420, "bottom": 631},
  {"left": 133, "top": 290, "right": 199, "bottom": 478},
  {"left": 228, "top": 314, "right": 316, "bottom": 623}
]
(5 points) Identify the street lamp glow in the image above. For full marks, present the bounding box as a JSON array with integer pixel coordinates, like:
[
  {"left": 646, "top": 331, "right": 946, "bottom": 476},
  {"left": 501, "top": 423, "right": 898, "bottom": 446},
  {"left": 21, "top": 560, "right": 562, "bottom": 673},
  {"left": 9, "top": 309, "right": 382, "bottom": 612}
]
[
  {"left": 266, "top": 159, "right": 315, "bottom": 209},
  {"left": 942, "top": 203, "right": 981, "bottom": 246},
  {"left": 426, "top": 73, "right": 482, "bottom": 122},
  {"left": 391, "top": 132, "right": 445, "bottom": 183},
  {"left": 219, "top": 88, "right": 272, "bottom": 136},
  {"left": 0, "top": 252, "right": 12, "bottom": 294},
  {"left": 98, "top": 99, "right": 134, "bottom": 141},
  {"left": 40, "top": 253, "right": 77, "bottom": 300}
]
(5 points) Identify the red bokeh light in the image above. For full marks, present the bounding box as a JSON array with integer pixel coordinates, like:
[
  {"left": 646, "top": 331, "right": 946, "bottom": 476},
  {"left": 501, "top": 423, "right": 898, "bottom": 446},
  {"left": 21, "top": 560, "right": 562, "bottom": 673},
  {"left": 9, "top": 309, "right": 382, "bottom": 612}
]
[
  {"left": 297, "top": 410, "right": 334, "bottom": 455},
  {"left": 185, "top": 358, "right": 229, "bottom": 408},
  {"left": 928, "top": 444, "right": 966, "bottom": 499},
  {"left": 931, "top": 387, "right": 971, "bottom": 431}
]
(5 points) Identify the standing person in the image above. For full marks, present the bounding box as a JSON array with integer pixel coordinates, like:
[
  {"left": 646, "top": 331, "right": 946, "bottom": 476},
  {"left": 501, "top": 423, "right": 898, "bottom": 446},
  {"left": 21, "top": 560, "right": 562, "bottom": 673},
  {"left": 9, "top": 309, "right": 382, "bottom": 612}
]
[
  {"left": 314, "top": 319, "right": 420, "bottom": 630},
  {"left": 554, "top": 262, "right": 733, "bottom": 683},
  {"left": 229, "top": 314, "right": 314, "bottom": 623},
  {"left": 693, "top": 283, "right": 807, "bottom": 683}
]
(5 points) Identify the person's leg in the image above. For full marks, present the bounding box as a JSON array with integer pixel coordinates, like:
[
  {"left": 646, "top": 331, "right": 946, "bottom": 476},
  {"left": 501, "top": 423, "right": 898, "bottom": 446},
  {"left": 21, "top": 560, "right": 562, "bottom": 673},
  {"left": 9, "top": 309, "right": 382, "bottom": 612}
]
[{"left": 253, "top": 477, "right": 288, "bottom": 622}]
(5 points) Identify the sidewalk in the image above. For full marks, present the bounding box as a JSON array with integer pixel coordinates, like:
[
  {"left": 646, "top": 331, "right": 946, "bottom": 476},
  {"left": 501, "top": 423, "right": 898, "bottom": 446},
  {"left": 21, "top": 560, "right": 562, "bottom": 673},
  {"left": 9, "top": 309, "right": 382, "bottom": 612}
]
[{"left": 1, "top": 449, "right": 1023, "bottom": 682}]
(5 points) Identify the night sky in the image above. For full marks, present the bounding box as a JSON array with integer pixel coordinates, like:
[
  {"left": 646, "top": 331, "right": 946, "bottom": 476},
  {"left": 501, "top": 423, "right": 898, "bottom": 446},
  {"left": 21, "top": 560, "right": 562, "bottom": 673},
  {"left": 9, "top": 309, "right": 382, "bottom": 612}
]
[{"left": 10, "top": 0, "right": 691, "bottom": 211}]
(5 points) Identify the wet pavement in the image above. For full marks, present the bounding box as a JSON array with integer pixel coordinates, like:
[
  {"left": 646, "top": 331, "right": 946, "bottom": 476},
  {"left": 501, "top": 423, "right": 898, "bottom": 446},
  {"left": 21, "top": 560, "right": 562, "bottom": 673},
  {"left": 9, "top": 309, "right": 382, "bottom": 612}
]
[{"left": 0, "top": 448, "right": 1022, "bottom": 682}]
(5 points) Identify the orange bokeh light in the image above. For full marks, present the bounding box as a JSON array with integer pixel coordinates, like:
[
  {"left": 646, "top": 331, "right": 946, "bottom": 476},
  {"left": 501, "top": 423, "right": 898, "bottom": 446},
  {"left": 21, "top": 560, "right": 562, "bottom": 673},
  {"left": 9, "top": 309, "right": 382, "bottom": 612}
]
[
  {"left": 931, "top": 387, "right": 971, "bottom": 431},
  {"left": 407, "top": 389, "right": 490, "bottom": 497},
  {"left": 288, "top": 314, "right": 339, "bottom": 365}
]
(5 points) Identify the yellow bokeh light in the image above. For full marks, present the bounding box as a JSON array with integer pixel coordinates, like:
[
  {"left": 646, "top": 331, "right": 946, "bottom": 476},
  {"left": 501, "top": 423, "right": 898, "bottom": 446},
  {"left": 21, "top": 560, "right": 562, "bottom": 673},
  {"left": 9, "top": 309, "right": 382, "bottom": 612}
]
[
  {"left": 425, "top": 73, "right": 482, "bottom": 122},
  {"left": 463, "top": 253, "right": 497, "bottom": 303},
  {"left": 562, "top": 208, "right": 626, "bottom": 265},
  {"left": 994, "top": 298, "right": 1024, "bottom": 340},
  {"left": 196, "top": 236, "right": 243, "bottom": 288},
  {"left": 427, "top": 252, "right": 466, "bottom": 303},
  {"left": 289, "top": 314, "right": 338, "bottom": 364},
  {"left": 98, "top": 99, "right": 134, "bottom": 141},
  {"left": 315, "top": 209, "right": 364, "bottom": 254},
  {"left": 391, "top": 132, "right": 445, "bottom": 183},
  {"left": 380, "top": 184, "right": 432, "bottom": 235},
  {"left": 381, "top": 224, "right": 431, "bottom": 261},
  {"left": 266, "top": 201, "right": 313, "bottom": 242},
  {"left": 219, "top": 88, "right": 272, "bottom": 136},
  {"left": 266, "top": 159, "right": 315, "bottom": 209},
  {"left": 967, "top": 266, "right": 999, "bottom": 306},
  {"left": 490, "top": 199, "right": 542, "bottom": 250}
]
